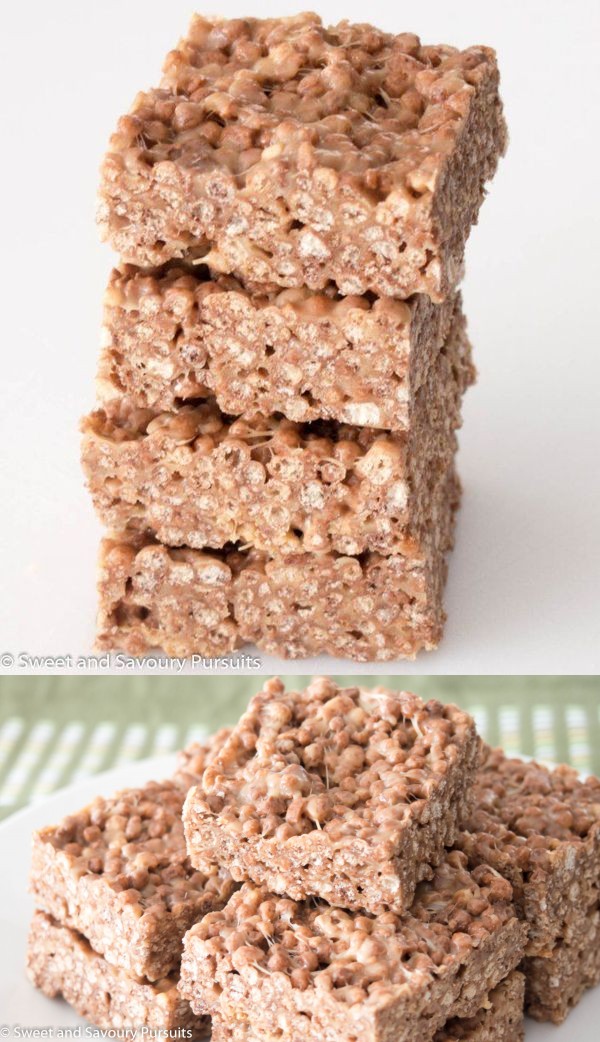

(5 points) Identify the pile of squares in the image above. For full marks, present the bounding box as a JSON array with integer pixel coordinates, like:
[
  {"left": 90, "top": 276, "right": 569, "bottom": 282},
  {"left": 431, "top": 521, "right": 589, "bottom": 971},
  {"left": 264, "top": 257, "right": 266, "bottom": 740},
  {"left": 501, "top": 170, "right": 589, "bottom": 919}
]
[
  {"left": 28, "top": 679, "right": 600, "bottom": 1037},
  {"left": 81, "top": 12, "right": 507, "bottom": 660}
]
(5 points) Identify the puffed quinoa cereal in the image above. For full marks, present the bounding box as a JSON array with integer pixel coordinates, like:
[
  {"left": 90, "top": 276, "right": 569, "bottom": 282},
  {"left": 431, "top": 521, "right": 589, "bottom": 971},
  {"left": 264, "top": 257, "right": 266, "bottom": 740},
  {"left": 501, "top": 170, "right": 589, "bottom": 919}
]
[
  {"left": 455, "top": 746, "right": 600, "bottom": 955},
  {"left": 95, "top": 460, "right": 459, "bottom": 660},
  {"left": 82, "top": 302, "right": 473, "bottom": 557},
  {"left": 98, "top": 14, "right": 506, "bottom": 300},
  {"left": 26, "top": 912, "right": 209, "bottom": 1038},
  {"left": 523, "top": 908, "right": 600, "bottom": 1024},
  {"left": 183, "top": 678, "right": 480, "bottom": 914},
  {"left": 29, "top": 763, "right": 235, "bottom": 981},
  {"left": 179, "top": 852, "right": 527, "bottom": 1042},
  {"left": 97, "top": 263, "right": 458, "bottom": 429},
  {"left": 210, "top": 972, "right": 525, "bottom": 1042}
]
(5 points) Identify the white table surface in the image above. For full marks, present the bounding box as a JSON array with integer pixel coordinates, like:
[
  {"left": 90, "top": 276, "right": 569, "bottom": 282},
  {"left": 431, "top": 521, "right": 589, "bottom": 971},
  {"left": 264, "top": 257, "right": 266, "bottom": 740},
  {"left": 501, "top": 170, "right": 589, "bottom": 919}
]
[{"left": 1, "top": 0, "right": 599, "bottom": 675}]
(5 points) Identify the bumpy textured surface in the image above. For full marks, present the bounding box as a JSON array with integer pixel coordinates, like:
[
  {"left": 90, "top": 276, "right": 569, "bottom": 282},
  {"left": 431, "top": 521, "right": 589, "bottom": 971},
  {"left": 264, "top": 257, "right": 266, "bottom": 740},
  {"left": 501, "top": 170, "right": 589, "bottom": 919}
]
[
  {"left": 175, "top": 728, "right": 233, "bottom": 790},
  {"left": 26, "top": 912, "right": 209, "bottom": 1037},
  {"left": 98, "top": 13, "right": 506, "bottom": 299},
  {"left": 211, "top": 973, "right": 525, "bottom": 1042},
  {"left": 524, "top": 907, "right": 600, "bottom": 1023},
  {"left": 184, "top": 678, "right": 479, "bottom": 914},
  {"left": 179, "top": 854, "right": 526, "bottom": 1042},
  {"left": 96, "top": 468, "right": 458, "bottom": 661},
  {"left": 83, "top": 305, "right": 472, "bottom": 557},
  {"left": 437, "top": 973, "right": 524, "bottom": 1042},
  {"left": 29, "top": 768, "right": 235, "bottom": 981},
  {"left": 455, "top": 746, "right": 600, "bottom": 955},
  {"left": 98, "top": 263, "right": 458, "bottom": 429}
]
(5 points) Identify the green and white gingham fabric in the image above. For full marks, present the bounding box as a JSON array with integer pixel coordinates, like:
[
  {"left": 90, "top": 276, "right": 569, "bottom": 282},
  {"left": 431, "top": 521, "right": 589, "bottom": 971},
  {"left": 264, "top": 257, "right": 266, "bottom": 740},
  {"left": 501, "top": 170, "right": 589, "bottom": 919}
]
[{"left": 0, "top": 675, "right": 598, "bottom": 819}]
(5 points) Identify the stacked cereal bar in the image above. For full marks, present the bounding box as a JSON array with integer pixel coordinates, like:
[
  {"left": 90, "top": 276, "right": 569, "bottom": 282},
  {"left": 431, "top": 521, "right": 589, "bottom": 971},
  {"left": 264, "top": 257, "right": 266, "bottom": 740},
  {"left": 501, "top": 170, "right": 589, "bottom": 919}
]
[
  {"left": 456, "top": 746, "right": 600, "bottom": 1023},
  {"left": 26, "top": 733, "right": 232, "bottom": 1036},
  {"left": 83, "top": 12, "right": 507, "bottom": 660},
  {"left": 178, "top": 679, "right": 528, "bottom": 1041}
]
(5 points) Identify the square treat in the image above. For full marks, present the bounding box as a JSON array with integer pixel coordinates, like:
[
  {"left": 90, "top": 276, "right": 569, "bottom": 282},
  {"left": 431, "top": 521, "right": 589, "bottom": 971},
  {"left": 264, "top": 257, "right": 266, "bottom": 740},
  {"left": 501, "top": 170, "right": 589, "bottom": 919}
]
[
  {"left": 455, "top": 746, "right": 600, "bottom": 954},
  {"left": 98, "top": 263, "right": 458, "bottom": 430},
  {"left": 29, "top": 773, "right": 235, "bottom": 982},
  {"left": 98, "top": 14, "right": 506, "bottom": 300},
  {"left": 96, "top": 462, "right": 459, "bottom": 660},
  {"left": 27, "top": 911, "right": 209, "bottom": 1038},
  {"left": 210, "top": 973, "right": 525, "bottom": 1042},
  {"left": 183, "top": 677, "right": 479, "bottom": 913},
  {"left": 523, "top": 907, "right": 600, "bottom": 1023},
  {"left": 178, "top": 855, "right": 527, "bottom": 1042},
  {"left": 82, "top": 301, "right": 473, "bottom": 557}
]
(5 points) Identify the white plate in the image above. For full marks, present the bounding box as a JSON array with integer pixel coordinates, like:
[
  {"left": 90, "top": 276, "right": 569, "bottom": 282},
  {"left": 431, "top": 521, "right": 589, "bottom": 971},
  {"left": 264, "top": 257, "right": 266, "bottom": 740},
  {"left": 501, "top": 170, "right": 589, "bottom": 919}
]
[{"left": 0, "top": 755, "right": 597, "bottom": 1039}]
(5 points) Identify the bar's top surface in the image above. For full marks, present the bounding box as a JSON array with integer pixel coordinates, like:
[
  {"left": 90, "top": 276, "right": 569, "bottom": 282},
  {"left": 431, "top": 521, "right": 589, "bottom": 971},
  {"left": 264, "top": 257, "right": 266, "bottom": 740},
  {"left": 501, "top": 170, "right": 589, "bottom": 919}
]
[
  {"left": 105, "top": 13, "right": 496, "bottom": 192},
  {"left": 194, "top": 677, "right": 476, "bottom": 850},
  {"left": 470, "top": 746, "right": 600, "bottom": 848},
  {"left": 33, "top": 728, "right": 233, "bottom": 917},
  {"left": 184, "top": 850, "right": 518, "bottom": 1008}
]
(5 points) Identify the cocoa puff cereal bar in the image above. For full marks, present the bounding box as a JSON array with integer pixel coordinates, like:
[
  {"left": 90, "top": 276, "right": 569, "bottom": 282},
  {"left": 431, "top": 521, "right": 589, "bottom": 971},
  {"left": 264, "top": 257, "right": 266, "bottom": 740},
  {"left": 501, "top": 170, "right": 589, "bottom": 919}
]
[
  {"left": 82, "top": 304, "right": 473, "bottom": 557},
  {"left": 96, "top": 463, "right": 458, "bottom": 659},
  {"left": 98, "top": 14, "right": 506, "bottom": 300},
  {"left": 524, "top": 906, "right": 600, "bottom": 1023},
  {"left": 210, "top": 973, "right": 525, "bottom": 1042},
  {"left": 26, "top": 911, "right": 209, "bottom": 1038},
  {"left": 456, "top": 746, "right": 600, "bottom": 955},
  {"left": 183, "top": 678, "right": 479, "bottom": 913},
  {"left": 98, "top": 263, "right": 458, "bottom": 430},
  {"left": 178, "top": 855, "right": 527, "bottom": 1042},
  {"left": 29, "top": 776, "right": 235, "bottom": 982}
]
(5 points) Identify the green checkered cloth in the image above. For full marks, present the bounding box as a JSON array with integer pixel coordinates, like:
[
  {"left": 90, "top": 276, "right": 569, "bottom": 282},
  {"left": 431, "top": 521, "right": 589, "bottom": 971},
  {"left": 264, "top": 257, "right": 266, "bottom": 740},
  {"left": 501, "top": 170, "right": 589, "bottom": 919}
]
[{"left": 0, "top": 675, "right": 598, "bottom": 819}]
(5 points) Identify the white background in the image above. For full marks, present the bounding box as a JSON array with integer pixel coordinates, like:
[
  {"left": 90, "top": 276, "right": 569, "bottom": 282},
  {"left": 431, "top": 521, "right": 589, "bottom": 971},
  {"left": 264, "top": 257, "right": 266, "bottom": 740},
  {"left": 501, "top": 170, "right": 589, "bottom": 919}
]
[{"left": 0, "top": 0, "right": 599, "bottom": 675}]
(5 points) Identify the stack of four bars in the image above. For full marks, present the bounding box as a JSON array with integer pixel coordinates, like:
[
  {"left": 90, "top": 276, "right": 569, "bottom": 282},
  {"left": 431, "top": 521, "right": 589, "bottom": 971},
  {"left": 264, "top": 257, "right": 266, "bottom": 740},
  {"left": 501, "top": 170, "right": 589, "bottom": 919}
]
[{"left": 82, "top": 13, "right": 506, "bottom": 661}]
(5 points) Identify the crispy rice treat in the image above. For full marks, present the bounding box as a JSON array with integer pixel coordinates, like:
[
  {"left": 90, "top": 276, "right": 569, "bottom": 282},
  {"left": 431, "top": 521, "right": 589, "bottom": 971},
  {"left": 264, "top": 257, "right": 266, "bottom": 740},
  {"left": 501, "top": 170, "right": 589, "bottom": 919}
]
[
  {"left": 96, "top": 462, "right": 459, "bottom": 660},
  {"left": 99, "top": 14, "right": 506, "bottom": 300},
  {"left": 29, "top": 777, "right": 235, "bottom": 982},
  {"left": 524, "top": 906, "right": 600, "bottom": 1023},
  {"left": 26, "top": 912, "right": 209, "bottom": 1038},
  {"left": 83, "top": 304, "right": 473, "bottom": 557},
  {"left": 210, "top": 973, "right": 525, "bottom": 1042},
  {"left": 183, "top": 678, "right": 480, "bottom": 914},
  {"left": 455, "top": 746, "right": 600, "bottom": 955},
  {"left": 98, "top": 263, "right": 458, "bottom": 429},
  {"left": 178, "top": 856, "right": 527, "bottom": 1042}
]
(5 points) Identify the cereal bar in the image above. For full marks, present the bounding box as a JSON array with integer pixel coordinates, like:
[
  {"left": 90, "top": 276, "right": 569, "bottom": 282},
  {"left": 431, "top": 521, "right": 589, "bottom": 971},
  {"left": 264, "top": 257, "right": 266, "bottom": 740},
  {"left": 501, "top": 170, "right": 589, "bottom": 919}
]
[
  {"left": 99, "top": 14, "right": 506, "bottom": 300},
  {"left": 456, "top": 746, "right": 600, "bottom": 954},
  {"left": 98, "top": 263, "right": 458, "bottom": 429},
  {"left": 178, "top": 856, "right": 527, "bottom": 1042},
  {"left": 210, "top": 973, "right": 525, "bottom": 1042},
  {"left": 26, "top": 911, "right": 209, "bottom": 1037},
  {"left": 83, "top": 304, "right": 472, "bottom": 557},
  {"left": 524, "top": 907, "right": 600, "bottom": 1023},
  {"left": 29, "top": 776, "right": 235, "bottom": 981},
  {"left": 96, "top": 479, "right": 457, "bottom": 658},
  {"left": 183, "top": 678, "right": 480, "bottom": 914}
]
